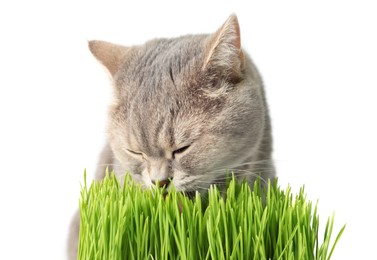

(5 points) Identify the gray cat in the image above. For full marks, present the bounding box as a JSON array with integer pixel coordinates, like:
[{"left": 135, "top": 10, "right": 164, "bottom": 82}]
[{"left": 68, "top": 14, "right": 275, "bottom": 259}]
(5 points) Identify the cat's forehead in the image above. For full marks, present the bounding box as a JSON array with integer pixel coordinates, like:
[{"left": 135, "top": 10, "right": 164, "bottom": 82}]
[
  {"left": 122, "top": 36, "right": 206, "bottom": 81},
  {"left": 114, "top": 36, "right": 214, "bottom": 105},
  {"left": 141, "top": 36, "right": 206, "bottom": 64}
]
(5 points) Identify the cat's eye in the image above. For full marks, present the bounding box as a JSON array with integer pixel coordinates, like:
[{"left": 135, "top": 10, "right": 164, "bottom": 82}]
[
  {"left": 172, "top": 145, "right": 190, "bottom": 159},
  {"left": 126, "top": 149, "right": 144, "bottom": 158}
]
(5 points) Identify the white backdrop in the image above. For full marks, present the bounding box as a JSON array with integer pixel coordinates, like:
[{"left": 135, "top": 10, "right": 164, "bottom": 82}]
[{"left": 0, "top": 1, "right": 376, "bottom": 259}]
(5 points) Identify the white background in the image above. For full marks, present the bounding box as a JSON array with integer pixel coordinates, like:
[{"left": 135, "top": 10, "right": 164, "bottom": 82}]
[{"left": 0, "top": 1, "right": 376, "bottom": 259}]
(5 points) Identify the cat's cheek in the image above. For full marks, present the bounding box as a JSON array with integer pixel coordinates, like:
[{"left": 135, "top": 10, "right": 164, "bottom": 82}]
[
  {"left": 139, "top": 169, "right": 154, "bottom": 189},
  {"left": 169, "top": 169, "right": 192, "bottom": 192},
  {"left": 128, "top": 173, "right": 143, "bottom": 185}
]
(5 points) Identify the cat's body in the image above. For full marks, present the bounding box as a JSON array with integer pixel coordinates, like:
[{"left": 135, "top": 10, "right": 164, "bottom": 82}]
[{"left": 68, "top": 14, "right": 274, "bottom": 259}]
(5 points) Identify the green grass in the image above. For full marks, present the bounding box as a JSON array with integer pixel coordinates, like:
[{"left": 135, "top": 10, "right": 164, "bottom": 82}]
[{"left": 78, "top": 171, "right": 345, "bottom": 260}]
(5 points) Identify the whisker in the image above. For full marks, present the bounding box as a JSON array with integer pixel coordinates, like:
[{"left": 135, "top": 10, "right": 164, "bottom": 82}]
[
  {"left": 194, "top": 170, "right": 270, "bottom": 186},
  {"left": 225, "top": 160, "right": 274, "bottom": 167},
  {"left": 95, "top": 164, "right": 124, "bottom": 168}
]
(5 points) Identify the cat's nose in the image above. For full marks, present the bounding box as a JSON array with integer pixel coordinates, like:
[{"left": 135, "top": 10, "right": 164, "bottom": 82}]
[{"left": 151, "top": 178, "right": 171, "bottom": 188}]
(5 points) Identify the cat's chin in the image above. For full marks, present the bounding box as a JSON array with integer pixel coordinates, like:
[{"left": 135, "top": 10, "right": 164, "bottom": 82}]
[
  {"left": 167, "top": 190, "right": 198, "bottom": 201},
  {"left": 182, "top": 190, "right": 197, "bottom": 199}
]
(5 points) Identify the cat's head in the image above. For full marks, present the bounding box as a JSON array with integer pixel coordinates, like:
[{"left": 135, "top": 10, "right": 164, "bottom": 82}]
[{"left": 89, "top": 14, "right": 266, "bottom": 193}]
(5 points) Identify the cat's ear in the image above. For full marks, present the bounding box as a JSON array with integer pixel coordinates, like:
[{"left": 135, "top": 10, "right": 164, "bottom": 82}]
[
  {"left": 88, "top": 40, "right": 129, "bottom": 77},
  {"left": 203, "top": 14, "right": 244, "bottom": 80}
]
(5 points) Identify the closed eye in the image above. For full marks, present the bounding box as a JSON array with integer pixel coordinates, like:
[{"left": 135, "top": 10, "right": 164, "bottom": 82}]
[
  {"left": 173, "top": 145, "right": 190, "bottom": 159},
  {"left": 126, "top": 149, "right": 143, "bottom": 157}
]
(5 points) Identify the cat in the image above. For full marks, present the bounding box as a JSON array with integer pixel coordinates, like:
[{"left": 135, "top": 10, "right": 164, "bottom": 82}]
[{"left": 68, "top": 14, "right": 275, "bottom": 259}]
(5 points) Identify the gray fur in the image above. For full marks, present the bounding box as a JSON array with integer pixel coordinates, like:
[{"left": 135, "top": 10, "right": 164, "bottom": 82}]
[{"left": 68, "top": 14, "right": 274, "bottom": 259}]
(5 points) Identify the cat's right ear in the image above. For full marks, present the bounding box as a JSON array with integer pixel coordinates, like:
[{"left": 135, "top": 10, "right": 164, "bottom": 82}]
[
  {"left": 203, "top": 14, "right": 244, "bottom": 81},
  {"left": 88, "top": 40, "right": 129, "bottom": 77}
]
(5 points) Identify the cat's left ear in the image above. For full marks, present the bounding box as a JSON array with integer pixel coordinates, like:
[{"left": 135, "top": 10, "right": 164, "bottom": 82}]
[
  {"left": 88, "top": 40, "right": 129, "bottom": 77},
  {"left": 203, "top": 14, "right": 244, "bottom": 81}
]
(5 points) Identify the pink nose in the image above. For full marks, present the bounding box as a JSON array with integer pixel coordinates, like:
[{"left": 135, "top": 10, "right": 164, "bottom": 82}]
[{"left": 152, "top": 179, "right": 171, "bottom": 188}]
